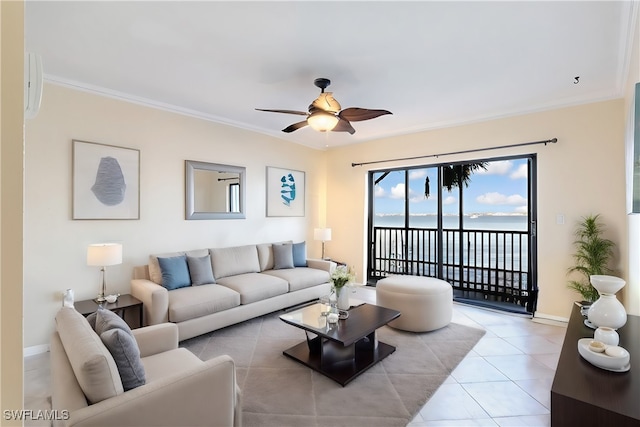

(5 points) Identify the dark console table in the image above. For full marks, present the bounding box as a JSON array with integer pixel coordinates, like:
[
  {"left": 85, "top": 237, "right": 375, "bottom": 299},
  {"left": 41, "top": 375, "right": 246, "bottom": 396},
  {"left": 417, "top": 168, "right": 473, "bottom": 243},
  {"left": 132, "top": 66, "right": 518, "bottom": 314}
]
[
  {"left": 75, "top": 294, "right": 143, "bottom": 329},
  {"left": 551, "top": 304, "right": 640, "bottom": 426}
]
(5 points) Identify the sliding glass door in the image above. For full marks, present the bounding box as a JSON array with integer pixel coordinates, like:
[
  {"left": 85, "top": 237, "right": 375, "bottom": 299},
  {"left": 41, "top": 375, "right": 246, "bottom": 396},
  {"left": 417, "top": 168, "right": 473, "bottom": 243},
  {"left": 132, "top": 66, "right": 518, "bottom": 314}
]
[{"left": 368, "top": 155, "right": 537, "bottom": 314}]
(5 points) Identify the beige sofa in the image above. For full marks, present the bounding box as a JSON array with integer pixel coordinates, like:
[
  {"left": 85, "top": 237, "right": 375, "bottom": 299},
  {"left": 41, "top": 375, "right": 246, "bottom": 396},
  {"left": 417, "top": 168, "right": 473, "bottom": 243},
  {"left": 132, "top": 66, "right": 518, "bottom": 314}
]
[
  {"left": 51, "top": 306, "right": 241, "bottom": 427},
  {"left": 132, "top": 242, "right": 334, "bottom": 341}
]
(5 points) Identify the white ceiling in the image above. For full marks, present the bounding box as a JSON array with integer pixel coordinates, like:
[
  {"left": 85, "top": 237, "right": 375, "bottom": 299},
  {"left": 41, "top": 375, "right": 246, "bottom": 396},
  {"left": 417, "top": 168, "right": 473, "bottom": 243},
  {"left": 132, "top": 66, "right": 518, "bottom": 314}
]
[{"left": 25, "top": 1, "right": 635, "bottom": 150}]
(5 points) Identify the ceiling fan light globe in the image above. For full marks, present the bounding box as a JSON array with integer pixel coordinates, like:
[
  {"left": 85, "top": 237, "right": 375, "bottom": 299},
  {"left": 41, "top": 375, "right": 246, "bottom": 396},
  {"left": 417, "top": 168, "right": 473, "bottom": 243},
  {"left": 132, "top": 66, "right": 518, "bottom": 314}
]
[{"left": 307, "top": 111, "right": 339, "bottom": 132}]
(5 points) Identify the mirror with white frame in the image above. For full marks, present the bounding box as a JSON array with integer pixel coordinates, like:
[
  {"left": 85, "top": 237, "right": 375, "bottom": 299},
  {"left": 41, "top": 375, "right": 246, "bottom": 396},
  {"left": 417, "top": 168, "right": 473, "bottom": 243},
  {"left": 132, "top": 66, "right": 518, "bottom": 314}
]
[{"left": 185, "top": 160, "right": 246, "bottom": 220}]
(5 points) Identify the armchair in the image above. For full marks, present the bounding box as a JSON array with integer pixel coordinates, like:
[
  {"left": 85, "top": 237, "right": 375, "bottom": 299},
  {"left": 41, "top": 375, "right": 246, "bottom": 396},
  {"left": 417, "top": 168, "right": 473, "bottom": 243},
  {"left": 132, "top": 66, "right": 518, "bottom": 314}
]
[{"left": 50, "top": 307, "right": 241, "bottom": 426}]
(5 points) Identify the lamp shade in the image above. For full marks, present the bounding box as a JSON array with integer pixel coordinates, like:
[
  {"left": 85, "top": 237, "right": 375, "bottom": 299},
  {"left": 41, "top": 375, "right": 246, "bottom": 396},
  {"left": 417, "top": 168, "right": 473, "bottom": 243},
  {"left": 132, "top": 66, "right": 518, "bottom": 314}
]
[
  {"left": 307, "top": 111, "right": 339, "bottom": 132},
  {"left": 87, "top": 243, "right": 122, "bottom": 266},
  {"left": 314, "top": 228, "right": 332, "bottom": 242}
]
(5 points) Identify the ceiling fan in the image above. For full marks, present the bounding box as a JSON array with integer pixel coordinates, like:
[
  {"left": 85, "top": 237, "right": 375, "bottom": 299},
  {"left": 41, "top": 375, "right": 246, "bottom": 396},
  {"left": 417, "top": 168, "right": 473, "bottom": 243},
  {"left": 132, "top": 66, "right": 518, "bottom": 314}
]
[{"left": 256, "top": 78, "right": 392, "bottom": 134}]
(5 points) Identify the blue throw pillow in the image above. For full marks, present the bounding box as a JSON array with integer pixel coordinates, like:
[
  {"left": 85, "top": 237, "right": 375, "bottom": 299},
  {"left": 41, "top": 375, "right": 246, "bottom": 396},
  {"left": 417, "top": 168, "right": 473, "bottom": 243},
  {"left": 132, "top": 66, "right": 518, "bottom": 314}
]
[
  {"left": 292, "top": 242, "right": 307, "bottom": 267},
  {"left": 157, "top": 255, "right": 191, "bottom": 290},
  {"left": 273, "top": 243, "right": 294, "bottom": 270}
]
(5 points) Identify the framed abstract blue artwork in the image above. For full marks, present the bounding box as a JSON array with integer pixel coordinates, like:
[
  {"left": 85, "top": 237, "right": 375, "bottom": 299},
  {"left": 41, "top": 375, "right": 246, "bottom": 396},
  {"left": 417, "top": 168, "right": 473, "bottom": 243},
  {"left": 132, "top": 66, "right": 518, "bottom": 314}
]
[
  {"left": 72, "top": 140, "right": 140, "bottom": 220},
  {"left": 266, "top": 166, "right": 305, "bottom": 217}
]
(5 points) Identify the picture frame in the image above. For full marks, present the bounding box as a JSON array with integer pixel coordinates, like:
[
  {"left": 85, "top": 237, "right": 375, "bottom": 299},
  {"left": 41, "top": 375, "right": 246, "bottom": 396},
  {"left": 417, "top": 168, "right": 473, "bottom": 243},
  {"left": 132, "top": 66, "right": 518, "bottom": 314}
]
[
  {"left": 266, "top": 166, "right": 305, "bottom": 217},
  {"left": 72, "top": 140, "right": 140, "bottom": 220},
  {"left": 632, "top": 82, "right": 640, "bottom": 213}
]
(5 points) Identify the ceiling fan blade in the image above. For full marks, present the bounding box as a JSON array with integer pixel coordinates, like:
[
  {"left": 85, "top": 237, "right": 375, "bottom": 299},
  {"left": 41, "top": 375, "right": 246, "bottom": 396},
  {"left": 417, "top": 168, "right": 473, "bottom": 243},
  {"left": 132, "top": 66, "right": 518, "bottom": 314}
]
[
  {"left": 331, "top": 118, "right": 356, "bottom": 135},
  {"left": 339, "top": 107, "right": 392, "bottom": 122},
  {"left": 255, "top": 108, "right": 308, "bottom": 116},
  {"left": 282, "top": 121, "right": 309, "bottom": 133},
  {"left": 311, "top": 92, "right": 341, "bottom": 113}
]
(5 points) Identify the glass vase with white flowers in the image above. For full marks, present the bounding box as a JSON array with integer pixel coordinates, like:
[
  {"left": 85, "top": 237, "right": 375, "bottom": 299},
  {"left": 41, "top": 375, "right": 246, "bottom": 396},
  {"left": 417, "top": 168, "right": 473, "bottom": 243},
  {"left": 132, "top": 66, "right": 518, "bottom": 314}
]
[{"left": 331, "top": 265, "right": 355, "bottom": 310}]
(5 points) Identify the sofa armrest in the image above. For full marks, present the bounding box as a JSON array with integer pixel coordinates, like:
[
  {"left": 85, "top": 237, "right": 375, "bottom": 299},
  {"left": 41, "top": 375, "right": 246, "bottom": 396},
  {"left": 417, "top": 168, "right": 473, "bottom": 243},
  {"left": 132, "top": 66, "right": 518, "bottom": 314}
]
[
  {"left": 131, "top": 279, "right": 169, "bottom": 326},
  {"left": 307, "top": 258, "right": 337, "bottom": 273},
  {"left": 132, "top": 323, "right": 178, "bottom": 357},
  {"left": 65, "top": 355, "right": 239, "bottom": 427}
]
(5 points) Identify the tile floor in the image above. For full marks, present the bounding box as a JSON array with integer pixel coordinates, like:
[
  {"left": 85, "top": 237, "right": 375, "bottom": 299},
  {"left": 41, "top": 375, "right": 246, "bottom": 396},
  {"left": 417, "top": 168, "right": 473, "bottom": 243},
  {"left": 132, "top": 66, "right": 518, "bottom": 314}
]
[{"left": 23, "top": 286, "right": 567, "bottom": 427}]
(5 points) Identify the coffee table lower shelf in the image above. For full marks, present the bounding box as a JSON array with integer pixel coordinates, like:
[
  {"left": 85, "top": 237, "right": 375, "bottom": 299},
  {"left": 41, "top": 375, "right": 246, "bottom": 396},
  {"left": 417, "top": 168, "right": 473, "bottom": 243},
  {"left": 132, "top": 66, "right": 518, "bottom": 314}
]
[{"left": 283, "top": 335, "right": 396, "bottom": 386}]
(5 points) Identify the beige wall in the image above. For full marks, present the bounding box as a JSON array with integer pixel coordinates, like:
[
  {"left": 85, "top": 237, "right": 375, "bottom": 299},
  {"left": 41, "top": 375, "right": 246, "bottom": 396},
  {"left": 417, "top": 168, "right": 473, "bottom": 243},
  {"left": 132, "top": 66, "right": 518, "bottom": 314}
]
[
  {"left": 324, "top": 100, "right": 627, "bottom": 321},
  {"left": 23, "top": 83, "right": 328, "bottom": 348},
  {"left": 1, "top": 0, "right": 25, "bottom": 419}
]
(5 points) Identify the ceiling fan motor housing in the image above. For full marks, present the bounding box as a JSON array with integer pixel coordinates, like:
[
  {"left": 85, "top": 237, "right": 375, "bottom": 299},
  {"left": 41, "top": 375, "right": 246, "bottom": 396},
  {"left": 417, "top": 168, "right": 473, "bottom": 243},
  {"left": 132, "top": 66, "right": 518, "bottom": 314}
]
[{"left": 314, "top": 78, "right": 331, "bottom": 92}]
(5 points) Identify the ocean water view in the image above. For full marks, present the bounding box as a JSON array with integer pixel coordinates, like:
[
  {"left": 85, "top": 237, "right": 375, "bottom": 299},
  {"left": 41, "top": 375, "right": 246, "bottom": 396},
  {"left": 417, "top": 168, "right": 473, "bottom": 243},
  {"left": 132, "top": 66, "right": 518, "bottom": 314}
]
[{"left": 371, "top": 214, "right": 531, "bottom": 306}]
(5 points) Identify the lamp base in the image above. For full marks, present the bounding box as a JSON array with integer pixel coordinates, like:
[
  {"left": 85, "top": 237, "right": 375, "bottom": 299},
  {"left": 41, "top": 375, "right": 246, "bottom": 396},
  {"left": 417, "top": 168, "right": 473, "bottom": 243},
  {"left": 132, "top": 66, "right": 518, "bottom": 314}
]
[{"left": 94, "top": 294, "right": 106, "bottom": 304}]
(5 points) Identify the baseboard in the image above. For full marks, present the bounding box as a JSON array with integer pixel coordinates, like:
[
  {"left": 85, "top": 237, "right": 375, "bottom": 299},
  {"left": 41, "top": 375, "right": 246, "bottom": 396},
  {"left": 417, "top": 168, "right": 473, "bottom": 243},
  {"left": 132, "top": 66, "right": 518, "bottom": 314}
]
[
  {"left": 24, "top": 344, "right": 49, "bottom": 357},
  {"left": 533, "top": 312, "right": 569, "bottom": 326}
]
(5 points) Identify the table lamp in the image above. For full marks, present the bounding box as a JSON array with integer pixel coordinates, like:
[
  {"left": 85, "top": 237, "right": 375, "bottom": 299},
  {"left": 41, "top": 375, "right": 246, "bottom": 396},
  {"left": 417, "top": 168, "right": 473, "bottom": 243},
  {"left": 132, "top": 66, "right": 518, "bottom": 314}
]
[
  {"left": 314, "top": 228, "right": 332, "bottom": 260},
  {"left": 87, "top": 243, "right": 122, "bottom": 303}
]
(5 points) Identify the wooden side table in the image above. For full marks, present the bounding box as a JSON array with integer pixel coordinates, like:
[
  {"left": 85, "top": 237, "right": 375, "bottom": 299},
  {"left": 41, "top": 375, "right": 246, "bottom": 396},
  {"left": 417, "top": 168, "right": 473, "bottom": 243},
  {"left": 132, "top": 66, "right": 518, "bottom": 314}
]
[{"left": 74, "top": 294, "right": 143, "bottom": 329}]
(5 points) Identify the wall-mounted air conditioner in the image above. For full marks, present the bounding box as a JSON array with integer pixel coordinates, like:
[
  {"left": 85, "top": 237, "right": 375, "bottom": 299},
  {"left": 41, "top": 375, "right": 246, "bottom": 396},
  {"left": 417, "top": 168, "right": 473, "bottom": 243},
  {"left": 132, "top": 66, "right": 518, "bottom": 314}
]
[{"left": 24, "top": 52, "right": 43, "bottom": 119}]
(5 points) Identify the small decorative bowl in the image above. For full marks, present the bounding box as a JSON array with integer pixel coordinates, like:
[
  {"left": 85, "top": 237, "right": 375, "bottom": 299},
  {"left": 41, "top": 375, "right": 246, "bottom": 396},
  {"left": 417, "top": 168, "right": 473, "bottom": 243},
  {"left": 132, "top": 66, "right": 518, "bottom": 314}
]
[
  {"left": 605, "top": 345, "right": 626, "bottom": 358},
  {"left": 588, "top": 340, "right": 606, "bottom": 353},
  {"left": 105, "top": 294, "right": 119, "bottom": 303}
]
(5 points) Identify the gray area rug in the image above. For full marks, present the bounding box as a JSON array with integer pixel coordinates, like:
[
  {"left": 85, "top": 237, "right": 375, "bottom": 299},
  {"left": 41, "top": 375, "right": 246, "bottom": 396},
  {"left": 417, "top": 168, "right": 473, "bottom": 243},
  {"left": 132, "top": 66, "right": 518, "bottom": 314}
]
[{"left": 180, "top": 309, "right": 486, "bottom": 427}]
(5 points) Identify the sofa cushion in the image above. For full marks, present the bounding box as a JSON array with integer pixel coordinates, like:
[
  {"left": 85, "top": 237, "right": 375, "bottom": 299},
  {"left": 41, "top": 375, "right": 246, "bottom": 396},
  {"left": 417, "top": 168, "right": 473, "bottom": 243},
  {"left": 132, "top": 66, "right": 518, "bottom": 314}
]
[
  {"left": 168, "top": 284, "right": 241, "bottom": 323},
  {"left": 256, "top": 243, "right": 274, "bottom": 271},
  {"left": 148, "top": 249, "right": 209, "bottom": 284},
  {"left": 210, "top": 245, "right": 260, "bottom": 280},
  {"left": 158, "top": 255, "right": 191, "bottom": 290},
  {"left": 216, "top": 273, "right": 288, "bottom": 305},
  {"left": 55, "top": 307, "right": 123, "bottom": 404},
  {"left": 187, "top": 254, "right": 215, "bottom": 285},
  {"left": 262, "top": 267, "right": 331, "bottom": 292},
  {"left": 292, "top": 242, "right": 307, "bottom": 267},
  {"left": 273, "top": 243, "right": 294, "bottom": 270},
  {"left": 141, "top": 348, "right": 203, "bottom": 383},
  {"left": 100, "top": 328, "right": 146, "bottom": 391}
]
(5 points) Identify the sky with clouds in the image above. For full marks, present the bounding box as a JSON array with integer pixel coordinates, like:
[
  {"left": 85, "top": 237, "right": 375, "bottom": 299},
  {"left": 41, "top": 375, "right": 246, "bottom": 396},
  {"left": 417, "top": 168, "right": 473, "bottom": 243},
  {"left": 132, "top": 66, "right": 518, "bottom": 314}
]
[{"left": 373, "top": 158, "right": 529, "bottom": 215}]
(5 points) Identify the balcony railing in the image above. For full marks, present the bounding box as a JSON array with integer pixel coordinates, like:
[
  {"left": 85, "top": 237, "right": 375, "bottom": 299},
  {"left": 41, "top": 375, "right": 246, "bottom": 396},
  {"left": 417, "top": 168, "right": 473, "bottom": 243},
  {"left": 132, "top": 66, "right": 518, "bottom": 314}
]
[{"left": 370, "top": 226, "right": 535, "bottom": 311}]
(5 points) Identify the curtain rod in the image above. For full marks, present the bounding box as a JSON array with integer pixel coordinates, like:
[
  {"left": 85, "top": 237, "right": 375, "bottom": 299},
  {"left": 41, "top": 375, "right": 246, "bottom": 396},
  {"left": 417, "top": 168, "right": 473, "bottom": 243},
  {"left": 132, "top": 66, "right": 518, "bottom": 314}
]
[{"left": 351, "top": 137, "right": 557, "bottom": 167}]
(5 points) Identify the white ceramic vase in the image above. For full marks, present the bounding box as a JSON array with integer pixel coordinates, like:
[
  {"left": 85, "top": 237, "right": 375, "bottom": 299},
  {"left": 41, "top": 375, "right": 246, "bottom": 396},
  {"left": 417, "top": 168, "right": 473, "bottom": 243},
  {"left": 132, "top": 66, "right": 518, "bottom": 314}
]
[
  {"left": 62, "top": 288, "right": 74, "bottom": 307},
  {"left": 336, "top": 286, "right": 350, "bottom": 310},
  {"left": 594, "top": 326, "right": 619, "bottom": 346},
  {"left": 588, "top": 275, "right": 627, "bottom": 329}
]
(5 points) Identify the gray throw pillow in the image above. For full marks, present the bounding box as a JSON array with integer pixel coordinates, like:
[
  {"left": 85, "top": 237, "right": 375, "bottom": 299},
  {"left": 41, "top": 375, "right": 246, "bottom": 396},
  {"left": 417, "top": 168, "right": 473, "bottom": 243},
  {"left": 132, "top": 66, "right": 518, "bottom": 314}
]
[
  {"left": 187, "top": 255, "right": 215, "bottom": 285},
  {"left": 86, "top": 310, "right": 98, "bottom": 330},
  {"left": 100, "top": 328, "right": 146, "bottom": 391},
  {"left": 273, "top": 243, "right": 294, "bottom": 269},
  {"left": 94, "top": 307, "right": 133, "bottom": 337}
]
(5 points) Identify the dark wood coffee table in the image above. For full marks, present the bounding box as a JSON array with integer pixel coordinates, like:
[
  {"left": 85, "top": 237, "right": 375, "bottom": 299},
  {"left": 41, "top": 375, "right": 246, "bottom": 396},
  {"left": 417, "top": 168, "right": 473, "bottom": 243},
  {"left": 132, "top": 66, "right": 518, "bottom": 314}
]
[{"left": 279, "top": 303, "right": 400, "bottom": 386}]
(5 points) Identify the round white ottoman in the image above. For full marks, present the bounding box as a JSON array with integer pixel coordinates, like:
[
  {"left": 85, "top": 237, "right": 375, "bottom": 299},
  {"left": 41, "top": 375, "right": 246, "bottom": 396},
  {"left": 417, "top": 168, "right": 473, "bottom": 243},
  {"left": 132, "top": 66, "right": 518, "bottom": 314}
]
[{"left": 376, "top": 275, "right": 453, "bottom": 332}]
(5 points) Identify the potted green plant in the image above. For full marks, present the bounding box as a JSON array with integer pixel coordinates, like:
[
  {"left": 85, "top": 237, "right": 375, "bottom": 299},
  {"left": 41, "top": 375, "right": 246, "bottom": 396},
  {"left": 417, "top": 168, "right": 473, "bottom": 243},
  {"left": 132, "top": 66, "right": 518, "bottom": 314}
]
[{"left": 567, "top": 214, "right": 616, "bottom": 303}]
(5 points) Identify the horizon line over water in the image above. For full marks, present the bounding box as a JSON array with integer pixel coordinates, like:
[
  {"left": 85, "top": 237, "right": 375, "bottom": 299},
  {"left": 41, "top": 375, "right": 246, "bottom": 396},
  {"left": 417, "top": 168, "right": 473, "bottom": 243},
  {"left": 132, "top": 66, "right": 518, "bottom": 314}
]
[{"left": 374, "top": 213, "right": 528, "bottom": 232}]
